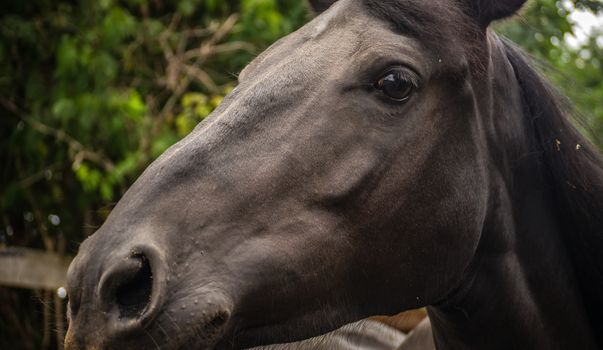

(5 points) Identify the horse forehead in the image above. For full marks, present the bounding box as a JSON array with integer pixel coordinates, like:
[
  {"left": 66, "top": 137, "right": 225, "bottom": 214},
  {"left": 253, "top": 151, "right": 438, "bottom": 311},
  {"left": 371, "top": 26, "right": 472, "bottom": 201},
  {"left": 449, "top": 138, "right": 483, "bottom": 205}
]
[
  {"left": 239, "top": 1, "right": 374, "bottom": 81},
  {"left": 306, "top": 0, "right": 355, "bottom": 39},
  {"left": 272, "top": 0, "right": 449, "bottom": 72}
]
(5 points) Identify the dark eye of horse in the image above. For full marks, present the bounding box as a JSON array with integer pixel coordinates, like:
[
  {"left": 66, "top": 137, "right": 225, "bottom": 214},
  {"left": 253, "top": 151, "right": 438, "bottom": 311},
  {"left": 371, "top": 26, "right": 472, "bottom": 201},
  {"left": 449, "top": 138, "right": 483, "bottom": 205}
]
[{"left": 374, "top": 70, "right": 415, "bottom": 102}]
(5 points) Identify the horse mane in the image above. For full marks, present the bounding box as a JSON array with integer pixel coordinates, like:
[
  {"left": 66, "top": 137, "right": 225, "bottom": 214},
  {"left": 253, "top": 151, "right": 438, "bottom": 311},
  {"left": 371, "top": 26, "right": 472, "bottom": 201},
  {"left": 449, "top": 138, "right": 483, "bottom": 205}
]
[{"left": 502, "top": 39, "right": 603, "bottom": 343}]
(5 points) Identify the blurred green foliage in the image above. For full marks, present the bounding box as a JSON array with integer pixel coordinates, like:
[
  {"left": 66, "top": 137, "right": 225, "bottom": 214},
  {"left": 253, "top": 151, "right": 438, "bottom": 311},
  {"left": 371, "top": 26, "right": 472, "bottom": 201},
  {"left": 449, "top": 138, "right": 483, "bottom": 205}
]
[
  {"left": 0, "top": 0, "right": 308, "bottom": 252},
  {"left": 496, "top": 0, "right": 603, "bottom": 136},
  {"left": 0, "top": 0, "right": 602, "bottom": 349}
]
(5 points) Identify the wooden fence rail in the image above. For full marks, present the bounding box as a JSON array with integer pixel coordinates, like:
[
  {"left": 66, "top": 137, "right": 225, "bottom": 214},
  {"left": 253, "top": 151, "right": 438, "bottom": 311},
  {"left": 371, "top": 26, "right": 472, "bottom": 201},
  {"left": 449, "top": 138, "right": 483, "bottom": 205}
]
[{"left": 0, "top": 247, "right": 72, "bottom": 291}]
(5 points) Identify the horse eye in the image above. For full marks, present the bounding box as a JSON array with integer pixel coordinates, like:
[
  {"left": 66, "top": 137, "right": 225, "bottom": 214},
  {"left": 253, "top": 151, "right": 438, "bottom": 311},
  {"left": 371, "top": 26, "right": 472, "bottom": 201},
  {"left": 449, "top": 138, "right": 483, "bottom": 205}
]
[{"left": 374, "top": 70, "right": 415, "bottom": 102}]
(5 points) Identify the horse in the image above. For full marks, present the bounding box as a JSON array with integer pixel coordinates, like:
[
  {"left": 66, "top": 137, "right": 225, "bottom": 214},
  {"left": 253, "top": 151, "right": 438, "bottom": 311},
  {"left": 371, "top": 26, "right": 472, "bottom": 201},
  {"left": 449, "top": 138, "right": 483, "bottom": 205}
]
[{"left": 64, "top": 0, "right": 603, "bottom": 349}]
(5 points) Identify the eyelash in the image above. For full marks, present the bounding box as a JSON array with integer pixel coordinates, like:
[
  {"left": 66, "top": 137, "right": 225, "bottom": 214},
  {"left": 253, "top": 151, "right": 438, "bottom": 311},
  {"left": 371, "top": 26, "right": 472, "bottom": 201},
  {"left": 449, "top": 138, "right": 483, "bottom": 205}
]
[{"left": 363, "top": 64, "right": 418, "bottom": 85}]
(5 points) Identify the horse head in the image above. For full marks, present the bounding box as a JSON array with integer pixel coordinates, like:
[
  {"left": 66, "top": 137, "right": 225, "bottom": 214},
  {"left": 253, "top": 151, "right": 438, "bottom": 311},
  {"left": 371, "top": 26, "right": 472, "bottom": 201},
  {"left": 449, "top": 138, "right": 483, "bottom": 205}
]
[{"left": 66, "top": 0, "right": 603, "bottom": 349}]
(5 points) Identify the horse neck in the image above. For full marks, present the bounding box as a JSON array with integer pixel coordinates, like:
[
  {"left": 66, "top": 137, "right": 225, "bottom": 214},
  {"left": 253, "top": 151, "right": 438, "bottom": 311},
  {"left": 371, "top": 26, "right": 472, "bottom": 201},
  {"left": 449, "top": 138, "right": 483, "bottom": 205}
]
[{"left": 426, "top": 36, "right": 599, "bottom": 350}]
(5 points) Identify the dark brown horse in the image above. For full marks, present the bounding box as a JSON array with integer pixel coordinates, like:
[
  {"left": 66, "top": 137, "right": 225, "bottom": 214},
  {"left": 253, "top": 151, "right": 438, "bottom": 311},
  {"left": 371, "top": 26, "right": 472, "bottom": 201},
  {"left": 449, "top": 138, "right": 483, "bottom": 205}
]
[{"left": 65, "top": 0, "right": 603, "bottom": 349}]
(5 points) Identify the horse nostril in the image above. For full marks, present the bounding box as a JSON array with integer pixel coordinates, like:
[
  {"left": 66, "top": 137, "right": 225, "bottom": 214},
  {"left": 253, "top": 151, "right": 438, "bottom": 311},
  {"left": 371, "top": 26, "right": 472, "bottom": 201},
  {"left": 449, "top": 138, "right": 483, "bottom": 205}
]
[
  {"left": 98, "top": 249, "right": 166, "bottom": 328},
  {"left": 114, "top": 254, "right": 153, "bottom": 319}
]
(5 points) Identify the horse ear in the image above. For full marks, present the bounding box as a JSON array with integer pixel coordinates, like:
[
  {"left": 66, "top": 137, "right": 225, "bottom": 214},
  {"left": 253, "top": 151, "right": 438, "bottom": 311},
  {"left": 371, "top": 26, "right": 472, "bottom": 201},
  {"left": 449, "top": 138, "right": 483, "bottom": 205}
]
[
  {"left": 307, "top": 0, "right": 337, "bottom": 14},
  {"left": 466, "top": 0, "right": 527, "bottom": 27}
]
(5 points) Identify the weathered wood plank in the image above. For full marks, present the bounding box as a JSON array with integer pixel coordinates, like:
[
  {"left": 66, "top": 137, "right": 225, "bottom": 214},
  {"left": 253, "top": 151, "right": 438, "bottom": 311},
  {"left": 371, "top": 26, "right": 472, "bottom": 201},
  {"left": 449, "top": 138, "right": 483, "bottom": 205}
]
[{"left": 0, "top": 247, "right": 72, "bottom": 290}]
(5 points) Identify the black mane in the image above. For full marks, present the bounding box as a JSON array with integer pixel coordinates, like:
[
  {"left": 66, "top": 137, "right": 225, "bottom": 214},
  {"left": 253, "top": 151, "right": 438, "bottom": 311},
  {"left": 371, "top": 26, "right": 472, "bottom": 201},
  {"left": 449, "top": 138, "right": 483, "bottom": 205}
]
[{"left": 504, "top": 40, "right": 603, "bottom": 344}]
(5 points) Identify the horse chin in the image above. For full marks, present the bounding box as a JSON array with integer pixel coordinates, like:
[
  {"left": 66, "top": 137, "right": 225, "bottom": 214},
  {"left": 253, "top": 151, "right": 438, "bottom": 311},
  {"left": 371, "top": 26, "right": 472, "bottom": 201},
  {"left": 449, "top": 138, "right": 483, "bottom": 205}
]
[
  {"left": 212, "top": 308, "right": 357, "bottom": 350},
  {"left": 213, "top": 325, "right": 318, "bottom": 350}
]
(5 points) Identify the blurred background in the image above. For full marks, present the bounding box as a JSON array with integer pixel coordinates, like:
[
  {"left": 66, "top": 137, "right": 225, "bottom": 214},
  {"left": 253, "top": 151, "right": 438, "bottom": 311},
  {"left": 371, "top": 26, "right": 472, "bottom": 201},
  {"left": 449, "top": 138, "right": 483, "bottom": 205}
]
[{"left": 0, "top": 0, "right": 601, "bottom": 348}]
